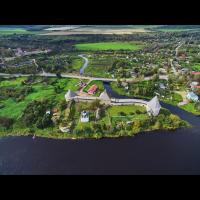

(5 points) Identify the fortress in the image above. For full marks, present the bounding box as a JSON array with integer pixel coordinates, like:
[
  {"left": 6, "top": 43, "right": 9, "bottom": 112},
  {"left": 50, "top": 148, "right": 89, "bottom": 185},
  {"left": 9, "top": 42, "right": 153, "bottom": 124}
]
[{"left": 65, "top": 90, "right": 161, "bottom": 116}]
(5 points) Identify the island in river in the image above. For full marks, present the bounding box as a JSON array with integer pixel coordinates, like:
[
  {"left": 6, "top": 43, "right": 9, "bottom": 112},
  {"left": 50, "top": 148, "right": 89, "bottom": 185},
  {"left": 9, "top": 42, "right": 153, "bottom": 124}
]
[{"left": 0, "top": 76, "right": 189, "bottom": 139}]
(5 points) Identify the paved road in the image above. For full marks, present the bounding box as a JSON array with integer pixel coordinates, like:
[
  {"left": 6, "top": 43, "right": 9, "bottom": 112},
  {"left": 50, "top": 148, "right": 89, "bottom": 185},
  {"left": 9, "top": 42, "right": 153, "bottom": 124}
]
[
  {"left": 79, "top": 55, "right": 89, "bottom": 75},
  {"left": 0, "top": 71, "right": 170, "bottom": 82},
  {"left": 0, "top": 72, "right": 118, "bottom": 82},
  {"left": 175, "top": 42, "right": 184, "bottom": 58},
  {"left": 171, "top": 41, "right": 185, "bottom": 76}
]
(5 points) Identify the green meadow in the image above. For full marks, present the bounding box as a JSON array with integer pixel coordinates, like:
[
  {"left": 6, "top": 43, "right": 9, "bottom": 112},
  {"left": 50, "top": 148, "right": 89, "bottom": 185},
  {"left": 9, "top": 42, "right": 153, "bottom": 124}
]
[
  {"left": 75, "top": 42, "right": 144, "bottom": 51},
  {"left": 0, "top": 77, "right": 82, "bottom": 119}
]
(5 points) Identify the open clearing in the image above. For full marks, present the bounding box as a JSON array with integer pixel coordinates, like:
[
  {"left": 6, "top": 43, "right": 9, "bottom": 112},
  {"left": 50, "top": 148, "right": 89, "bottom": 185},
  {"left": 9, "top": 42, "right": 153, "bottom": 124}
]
[{"left": 75, "top": 42, "right": 144, "bottom": 51}]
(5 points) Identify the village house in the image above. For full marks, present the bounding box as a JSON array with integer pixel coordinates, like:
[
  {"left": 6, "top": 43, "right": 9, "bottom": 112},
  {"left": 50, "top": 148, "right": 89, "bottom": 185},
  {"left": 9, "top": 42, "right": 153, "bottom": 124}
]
[
  {"left": 158, "top": 68, "right": 167, "bottom": 74},
  {"left": 88, "top": 84, "right": 98, "bottom": 95},
  {"left": 190, "top": 81, "right": 199, "bottom": 90},
  {"left": 192, "top": 71, "right": 200, "bottom": 76},
  {"left": 159, "top": 83, "right": 166, "bottom": 90},
  {"left": 121, "top": 81, "right": 129, "bottom": 90},
  {"left": 180, "top": 68, "right": 189, "bottom": 74},
  {"left": 186, "top": 92, "right": 199, "bottom": 102}
]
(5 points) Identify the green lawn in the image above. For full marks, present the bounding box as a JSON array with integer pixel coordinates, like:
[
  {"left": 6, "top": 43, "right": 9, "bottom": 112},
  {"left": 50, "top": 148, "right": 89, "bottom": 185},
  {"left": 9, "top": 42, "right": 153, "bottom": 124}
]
[
  {"left": 0, "top": 77, "right": 27, "bottom": 87},
  {"left": 75, "top": 42, "right": 144, "bottom": 51},
  {"left": 107, "top": 105, "right": 146, "bottom": 116}
]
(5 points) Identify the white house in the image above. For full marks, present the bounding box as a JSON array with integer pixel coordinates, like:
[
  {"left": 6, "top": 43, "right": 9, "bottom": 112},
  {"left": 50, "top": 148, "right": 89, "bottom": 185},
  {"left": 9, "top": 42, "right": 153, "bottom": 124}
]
[
  {"left": 81, "top": 111, "right": 89, "bottom": 122},
  {"left": 146, "top": 96, "right": 161, "bottom": 116},
  {"left": 186, "top": 92, "right": 199, "bottom": 102},
  {"left": 159, "top": 83, "right": 166, "bottom": 90},
  {"left": 190, "top": 82, "right": 199, "bottom": 90}
]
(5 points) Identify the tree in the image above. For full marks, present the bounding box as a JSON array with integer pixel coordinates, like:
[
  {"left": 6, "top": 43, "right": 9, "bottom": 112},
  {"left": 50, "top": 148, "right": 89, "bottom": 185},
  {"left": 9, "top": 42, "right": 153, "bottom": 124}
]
[
  {"left": 42, "top": 114, "right": 52, "bottom": 128},
  {"left": 0, "top": 117, "right": 14, "bottom": 129},
  {"left": 90, "top": 99, "right": 101, "bottom": 110},
  {"left": 92, "top": 123, "right": 102, "bottom": 133},
  {"left": 36, "top": 117, "right": 43, "bottom": 129},
  {"left": 195, "top": 102, "right": 200, "bottom": 112},
  {"left": 132, "top": 120, "right": 142, "bottom": 133},
  {"left": 59, "top": 100, "right": 67, "bottom": 110}
]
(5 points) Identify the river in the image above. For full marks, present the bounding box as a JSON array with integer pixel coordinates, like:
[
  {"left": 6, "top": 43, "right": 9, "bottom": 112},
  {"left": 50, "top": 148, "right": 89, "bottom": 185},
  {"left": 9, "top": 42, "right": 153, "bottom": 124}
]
[
  {"left": 79, "top": 55, "right": 89, "bottom": 75},
  {"left": 0, "top": 83, "right": 200, "bottom": 175}
]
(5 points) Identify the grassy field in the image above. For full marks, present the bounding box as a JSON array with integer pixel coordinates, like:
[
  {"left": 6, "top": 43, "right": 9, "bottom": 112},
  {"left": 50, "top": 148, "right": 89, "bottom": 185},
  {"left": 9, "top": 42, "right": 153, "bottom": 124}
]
[
  {"left": 107, "top": 105, "right": 146, "bottom": 116},
  {"left": 192, "top": 63, "right": 200, "bottom": 71},
  {"left": 0, "top": 77, "right": 82, "bottom": 119},
  {"left": 70, "top": 57, "right": 84, "bottom": 71},
  {"left": 106, "top": 105, "right": 148, "bottom": 124},
  {"left": 75, "top": 42, "right": 144, "bottom": 51},
  {"left": 85, "top": 55, "right": 114, "bottom": 78}
]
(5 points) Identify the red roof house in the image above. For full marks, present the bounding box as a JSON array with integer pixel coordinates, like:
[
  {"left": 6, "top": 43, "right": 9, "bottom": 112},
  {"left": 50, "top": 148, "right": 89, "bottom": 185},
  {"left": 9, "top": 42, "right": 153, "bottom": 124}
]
[
  {"left": 88, "top": 84, "right": 98, "bottom": 95},
  {"left": 192, "top": 72, "right": 200, "bottom": 75}
]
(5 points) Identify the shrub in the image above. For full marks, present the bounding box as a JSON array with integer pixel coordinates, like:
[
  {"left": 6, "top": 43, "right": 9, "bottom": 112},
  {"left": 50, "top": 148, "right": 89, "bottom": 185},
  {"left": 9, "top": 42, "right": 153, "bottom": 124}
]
[
  {"left": 119, "top": 111, "right": 126, "bottom": 116},
  {"left": 0, "top": 116, "right": 14, "bottom": 129},
  {"left": 135, "top": 110, "right": 142, "bottom": 114},
  {"left": 195, "top": 102, "right": 200, "bottom": 112}
]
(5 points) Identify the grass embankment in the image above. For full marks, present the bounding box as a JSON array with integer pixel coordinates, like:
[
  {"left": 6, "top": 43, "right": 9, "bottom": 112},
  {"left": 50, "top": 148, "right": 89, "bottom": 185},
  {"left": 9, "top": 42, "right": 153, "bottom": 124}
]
[
  {"left": 180, "top": 103, "right": 200, "bottom": 116},
  {"left": 75, "top": 42, "right": 144, "bottom": 51}
]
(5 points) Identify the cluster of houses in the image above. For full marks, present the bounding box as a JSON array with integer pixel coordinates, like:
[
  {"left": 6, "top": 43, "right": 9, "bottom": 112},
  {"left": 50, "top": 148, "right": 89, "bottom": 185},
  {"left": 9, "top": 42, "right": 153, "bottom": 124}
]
[
  {"left": 186, "top": 71, "right": 200, "bottom": 102},
  {"left": 14, "top": 48, "right": 51, "bottom": 57}
]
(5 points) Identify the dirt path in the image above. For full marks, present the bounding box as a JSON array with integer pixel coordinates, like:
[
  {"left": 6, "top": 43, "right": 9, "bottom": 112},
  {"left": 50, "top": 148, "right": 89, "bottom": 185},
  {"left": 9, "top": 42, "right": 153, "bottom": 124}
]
[{"left": 176, "top": 91, "right": 188, "bottom": 106}]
